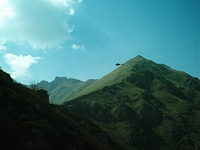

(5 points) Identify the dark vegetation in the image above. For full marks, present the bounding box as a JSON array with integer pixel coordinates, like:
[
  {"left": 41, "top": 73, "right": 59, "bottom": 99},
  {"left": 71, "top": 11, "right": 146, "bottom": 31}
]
[
  {"left": 64, "top": 56, "right": 200, "bottom": 150},
  {"left": 0, "top": 69, "right": 126, "bottom": 150}
]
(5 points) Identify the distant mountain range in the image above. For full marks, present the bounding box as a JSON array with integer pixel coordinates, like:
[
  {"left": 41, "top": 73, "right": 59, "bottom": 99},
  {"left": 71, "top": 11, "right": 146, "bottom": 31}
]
[{"left": 36, "top": 77, "right": 97, "bottom": 104}]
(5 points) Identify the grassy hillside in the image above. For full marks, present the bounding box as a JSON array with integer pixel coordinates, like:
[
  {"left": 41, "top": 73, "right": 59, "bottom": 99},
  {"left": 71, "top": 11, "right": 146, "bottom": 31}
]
[
  {"left": 0, "top": 69, "right": 126, "bottom": 150},
  {"left": 72, "top": 55, "right": 147, "bottom": 99},
  {"left": 64, "top": 56, "right": 200, "bottom": 149},
  {"left": 73, "top": 55, "right": 200, "bottom": 100}
]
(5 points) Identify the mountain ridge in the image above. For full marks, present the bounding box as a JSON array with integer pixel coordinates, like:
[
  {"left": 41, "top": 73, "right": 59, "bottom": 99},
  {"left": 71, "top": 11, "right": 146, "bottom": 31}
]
[
  {"left": 2, "top": 55, "right": 200, "bottom": 149},
  {"left": 62, "top": 55, "right": 200, "bottom": 149},
  {"left": 36, "top": 55, "right": 199, "bottom": 105},
  {"left": 68, "top": 55, "right": 199, "bottom": 102}
]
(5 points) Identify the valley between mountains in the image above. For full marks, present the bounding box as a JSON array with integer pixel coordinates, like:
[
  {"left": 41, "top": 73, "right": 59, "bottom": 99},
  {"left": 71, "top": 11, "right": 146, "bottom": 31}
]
[{"left": 1, "top": 55, "right": 200, "bottom": 149}]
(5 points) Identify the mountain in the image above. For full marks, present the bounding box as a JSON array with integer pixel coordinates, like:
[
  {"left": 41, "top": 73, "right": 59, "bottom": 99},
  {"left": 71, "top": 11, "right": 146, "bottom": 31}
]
[
  {"left": 63, "top": 55, "right": 200, "bottom": 150},
  {"left": 36, "top": 77, "right": 97, "bottom": 104},
  {"left": 72, "top": 55, "right": 200, "bottom": 99},
  {"left": 0, "top": 69, "right": 127, "bottom": 150}
]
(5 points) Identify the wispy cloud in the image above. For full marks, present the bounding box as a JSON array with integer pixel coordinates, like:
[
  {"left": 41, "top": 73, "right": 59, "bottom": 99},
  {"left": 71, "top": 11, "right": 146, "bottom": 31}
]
[
  {"left": 4, "top": 53, "right": 41, "bottom": 79},
  {"left": 69, "top": 8, "right": 75, "bottom": 15},
  {"left": 71, "top": 44, "right": 85, "bottom": 50},
  {"left": 77, "top": 0, "right": 82, "bottom": 3},
  {"left": 68, "top": 25, "right": 75, "bottom": 33},
  {"left": 0, "top": 0, "right": 82, "bottom": 50},
  {"left": 0, "top": 40, "right": 7, "bottom": 52}
]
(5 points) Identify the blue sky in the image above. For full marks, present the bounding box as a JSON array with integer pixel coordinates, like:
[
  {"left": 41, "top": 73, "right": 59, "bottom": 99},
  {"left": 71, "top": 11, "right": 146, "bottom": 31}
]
[{"left": 0, "top": 0, "right": 199, "bottom": 84}]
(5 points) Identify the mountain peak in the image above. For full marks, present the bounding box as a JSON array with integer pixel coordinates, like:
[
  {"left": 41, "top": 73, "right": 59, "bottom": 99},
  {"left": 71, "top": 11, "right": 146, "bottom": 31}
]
[
  {"left": 73, "top": 55, "right": 152, "bottom": 98},
  {"left": 124, "top": 55, "right": 148, "bottom": 65},
  {"left": 135, "top": 55, "right": 145, "bottom": 59},
  {"left": 72, "top": 55, "right": 198, "bottom": 100},
  {"left": 64, "top": 56, "right": 200, "bottom": 150}
]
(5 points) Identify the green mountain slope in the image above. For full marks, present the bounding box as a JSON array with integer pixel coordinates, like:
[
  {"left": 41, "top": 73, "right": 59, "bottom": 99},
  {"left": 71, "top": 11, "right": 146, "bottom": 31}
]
[
  {"left": 37, "top": 77, "right": 97, "bottom": 104},
  {"left": 72, "top": 55, "right": 200, "bottom": 100},
  {"left": 72, "top": 55, "right": 147, "bottom": 99},
  {"left": 0, "top": 69, "right": 126, "bottom": 150},
  {"left": 64, "top": 56, "right": 200, "bottom": 149}
]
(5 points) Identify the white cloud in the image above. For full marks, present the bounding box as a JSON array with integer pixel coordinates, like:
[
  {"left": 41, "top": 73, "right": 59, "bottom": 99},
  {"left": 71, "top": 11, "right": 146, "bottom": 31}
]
[
  {"left": 0, "top": 40, "right": 7, "bottom": 52},
  {"left": 49, "top": 0, "right": 74, "bottom": 7},
  {"left": 0, "top": 0, "right": 82, "bottom": 49},
  {"left": 4, "top": 53, "right": 41, "bottom": 79},
  {"left": 71, "top": 44, "right": 85, "bottom": 50},
  {"left": 0, "top": 45, "right": 7, "bottom": 52},
  {"left": 0, "top": 0, "right": 14, "bottom": 20},
  {"left": 69, "top": 8, "right": 75, "bottom": 15}
]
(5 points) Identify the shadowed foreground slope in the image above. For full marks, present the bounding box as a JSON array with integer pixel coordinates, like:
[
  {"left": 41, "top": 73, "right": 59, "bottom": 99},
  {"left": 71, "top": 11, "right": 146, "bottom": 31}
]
[
  {"left": 64, "top": 55, "right": 200, "bottom": 150},
  {"left": 0, "top": 70, "right": 126, "bottom": 150}
]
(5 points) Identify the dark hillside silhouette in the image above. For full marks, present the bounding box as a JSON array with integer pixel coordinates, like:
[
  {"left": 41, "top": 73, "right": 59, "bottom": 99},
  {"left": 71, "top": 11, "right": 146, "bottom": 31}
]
[{"left": 0, "top": 69, "right": 126, "bottom": 150}]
